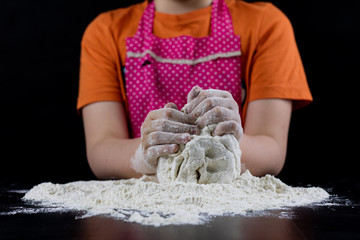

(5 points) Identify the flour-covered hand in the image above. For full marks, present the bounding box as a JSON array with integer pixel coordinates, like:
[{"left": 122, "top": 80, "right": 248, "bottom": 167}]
[
  {"left": 186, "top": 86, "right": 243, "bottom": 141},
  {"left": 134, "top": 103, "right": 198, "bottom": 174}
]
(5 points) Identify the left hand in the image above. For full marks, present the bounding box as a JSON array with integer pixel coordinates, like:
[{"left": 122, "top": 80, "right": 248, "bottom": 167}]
[{"left": 185, "top": 86, "right": 243, "bottom": 141}]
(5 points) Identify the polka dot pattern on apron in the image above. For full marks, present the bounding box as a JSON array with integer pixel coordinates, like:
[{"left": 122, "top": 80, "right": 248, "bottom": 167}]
[{"left": 125, "top": 0, "right": 242, "bottom": 138}]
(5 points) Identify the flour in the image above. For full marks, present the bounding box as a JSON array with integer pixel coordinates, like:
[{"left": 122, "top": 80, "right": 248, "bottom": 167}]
[
  {"left": 23, "top": 171, "right": 329, "bottom": 226},
  {"left": 157, "top": 124, "right": 241, "bottom": 184}
]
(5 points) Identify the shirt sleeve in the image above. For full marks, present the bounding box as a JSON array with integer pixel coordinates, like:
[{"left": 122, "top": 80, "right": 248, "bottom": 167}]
[
  {"left": 77, "top": 12, "right": 124, "bottom": 111},
  {"left": 248, "top": 4, "right": 312, "bottom": 110}
]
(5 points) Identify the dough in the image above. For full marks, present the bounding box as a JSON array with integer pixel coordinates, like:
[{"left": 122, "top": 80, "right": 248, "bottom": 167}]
[{"left": 157, "top": 124, "right": 241, "bottom": 184}]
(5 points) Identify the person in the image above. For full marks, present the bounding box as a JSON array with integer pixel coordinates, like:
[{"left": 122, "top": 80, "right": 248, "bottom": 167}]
[{"left": 77, "top": 0, "right": 312, "bottom": 179}]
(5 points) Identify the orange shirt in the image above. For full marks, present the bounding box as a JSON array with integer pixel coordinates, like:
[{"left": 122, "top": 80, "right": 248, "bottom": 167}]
[{"left": 77, "top": 0, "right": 312, "bottom": 120}]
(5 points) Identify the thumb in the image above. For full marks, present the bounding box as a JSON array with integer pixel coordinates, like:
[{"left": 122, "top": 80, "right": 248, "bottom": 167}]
[
  {"left": 187, "top": 86, "right": 202, "bottom": 103},
  {"left": 164, "top": 102, "right": 178, "bottom": 110}
]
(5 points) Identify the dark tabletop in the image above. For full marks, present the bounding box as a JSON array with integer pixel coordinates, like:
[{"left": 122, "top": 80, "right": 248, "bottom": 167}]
[{"left": 1, "top": 180, "right": 360, "bottom": 240}]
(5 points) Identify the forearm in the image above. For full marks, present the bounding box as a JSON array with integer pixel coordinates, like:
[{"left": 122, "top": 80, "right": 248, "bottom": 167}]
[
  {"left": 87, "top": 137, "right": 143, "bottom": 179},
  {"left": 240, "top": 133, "right": 286, "bottom": 176}
]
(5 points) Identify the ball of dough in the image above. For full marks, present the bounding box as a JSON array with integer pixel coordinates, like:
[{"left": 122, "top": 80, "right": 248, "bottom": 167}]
[{"left": 157, "top": 125, "right": 241, "bottom": 184}]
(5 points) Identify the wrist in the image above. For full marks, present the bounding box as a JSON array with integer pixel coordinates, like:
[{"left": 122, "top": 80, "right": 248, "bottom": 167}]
[{"left": 130, "top": 144, "right": 157, "bottom": 175}]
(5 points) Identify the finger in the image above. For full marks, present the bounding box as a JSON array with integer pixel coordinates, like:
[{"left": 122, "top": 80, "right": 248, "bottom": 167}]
[
  {"left": 145, "top": 107, "right": 194, "bottom": 125},
  {"left": 186, "top": 89, "right": 233, "bottom": 114},
  {"left": 144, "top": 119, "right": 199, "bottom": 135},
  {"left": 196, "top": 107, "right": 240, "bottom": 129},
  {"left": 146, "top": 108, "right": 165, "bottom": 121},
  {"left": 189, "top": 97, "right": 238, "bottom": 120},
  {"left": 164, "top": 102, "right": 178, "bottom": 110},
  {"left": 143, "top": 132, "right": 192, "bottom": 149},
  {"left": 162, "top": 107, "right": 195, "bottom": 125},
  {"left": 145, "top": 144, "right": 179, "bottom": 168},
  {"left": 187, "top": 86, "right": 202, "bottom": 104},
  {"left": 141, "top": 109, "right": 163, "bottom": 137},
  {"left": 214, "top": 120, "right": 243, "bottom": 141}
]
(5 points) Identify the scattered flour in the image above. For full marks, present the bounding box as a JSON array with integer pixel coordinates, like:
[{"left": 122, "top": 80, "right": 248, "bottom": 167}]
[
  {"left": 23, "top": 171, "right": 329, "bottom": 226},
  {"left": 157, "top": 125, "right": 241, "bottom": 184}
]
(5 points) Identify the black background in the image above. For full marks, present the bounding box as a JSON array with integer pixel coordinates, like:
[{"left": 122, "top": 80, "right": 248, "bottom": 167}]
[{"left": 0, "top": 0, "right": 359, "bottom": 184}]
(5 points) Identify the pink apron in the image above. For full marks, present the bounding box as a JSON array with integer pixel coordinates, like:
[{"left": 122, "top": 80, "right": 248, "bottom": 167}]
[{"left": 125, "top": 0, "right": 242, "bottom": 138}]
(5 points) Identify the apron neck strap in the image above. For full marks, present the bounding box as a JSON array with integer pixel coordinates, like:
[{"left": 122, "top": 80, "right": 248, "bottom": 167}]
[
  {"left": 211, "top": 0, "right": 234, "bottom": 36},
  {"left": 134, "top": 1, "right": 155, "bottom": 38}
]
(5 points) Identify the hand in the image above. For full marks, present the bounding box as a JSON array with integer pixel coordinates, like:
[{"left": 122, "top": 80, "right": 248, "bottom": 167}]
[
  {"left": 185, "top": 86, "right": 243, "bottom": 141},
  {"left": 138, "top": 103, "right": 198, "bottom": 173}
]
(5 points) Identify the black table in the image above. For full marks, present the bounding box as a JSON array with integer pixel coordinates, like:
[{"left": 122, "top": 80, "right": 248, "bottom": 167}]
[{"left": 1, "top": 180, "right": 359, "bottom": 240}]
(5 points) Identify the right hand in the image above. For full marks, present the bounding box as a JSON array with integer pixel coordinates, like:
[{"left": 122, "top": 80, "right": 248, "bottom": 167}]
[
  {"left": 140, "top": 102, "right": 198, "bottom": 172},
  {"left": 185, "top": 86, "right": 243, "bottom": 142}
]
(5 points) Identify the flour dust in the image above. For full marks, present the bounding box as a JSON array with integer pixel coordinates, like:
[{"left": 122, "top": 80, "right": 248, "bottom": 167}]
[{"left": 22, "top": 171, "right": 329, "bottom": 226}]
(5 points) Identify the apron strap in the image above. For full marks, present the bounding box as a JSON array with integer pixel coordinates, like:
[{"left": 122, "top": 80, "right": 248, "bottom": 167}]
[
  {"left": 134, "top": 1, "right": 155, "bottom": 38},
  {"left": 211, "top": 0, "right": 235, "bottom": 37}
]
